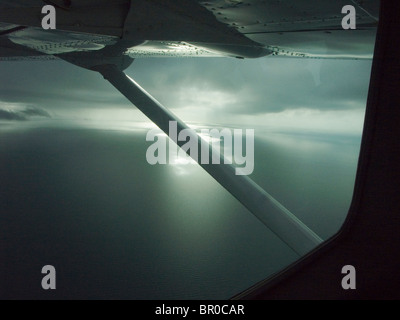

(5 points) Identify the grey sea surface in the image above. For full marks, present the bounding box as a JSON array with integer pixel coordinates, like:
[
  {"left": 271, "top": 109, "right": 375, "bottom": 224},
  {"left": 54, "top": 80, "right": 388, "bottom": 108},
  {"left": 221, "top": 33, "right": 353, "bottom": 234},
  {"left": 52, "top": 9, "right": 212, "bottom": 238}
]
[{"left": 0, "top": 120, "right": 360, "bottom": 299}]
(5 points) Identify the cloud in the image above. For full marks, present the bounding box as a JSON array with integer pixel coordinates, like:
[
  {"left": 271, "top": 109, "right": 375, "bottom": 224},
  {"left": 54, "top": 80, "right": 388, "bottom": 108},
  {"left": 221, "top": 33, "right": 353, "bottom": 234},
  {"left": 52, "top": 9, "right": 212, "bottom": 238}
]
[
  {"left": 0, "top": 60, "right": 124, "bottom": 110},
  {"left": 128, "top": 57, "right": 373, "bottom": 116},
  {"left": 0, "top": 56, "right": 372, "bottom": 121},
  {"left": 0, "top": 108, "right": 26, "bottom": 120},
  {"left": 0, "top": 105, "right": 51, "bottom": 121}
]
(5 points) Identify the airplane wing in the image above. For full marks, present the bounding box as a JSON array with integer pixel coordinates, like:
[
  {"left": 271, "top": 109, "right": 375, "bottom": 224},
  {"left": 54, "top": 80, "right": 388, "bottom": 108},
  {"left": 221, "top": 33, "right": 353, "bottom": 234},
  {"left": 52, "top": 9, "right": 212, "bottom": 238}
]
[
  {"left": 0, "top": 0, "right": 378, "bottom": 61},
  {"left": 0, "top": 0, "right": 380, "bottom": 255}
]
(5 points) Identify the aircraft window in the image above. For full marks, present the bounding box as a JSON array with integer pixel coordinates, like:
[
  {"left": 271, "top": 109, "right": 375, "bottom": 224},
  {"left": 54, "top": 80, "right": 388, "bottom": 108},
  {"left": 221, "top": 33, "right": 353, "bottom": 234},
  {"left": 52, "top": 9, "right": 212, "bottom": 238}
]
[{"left": 1, "top": 35, "right": 377, "bottom": 300}]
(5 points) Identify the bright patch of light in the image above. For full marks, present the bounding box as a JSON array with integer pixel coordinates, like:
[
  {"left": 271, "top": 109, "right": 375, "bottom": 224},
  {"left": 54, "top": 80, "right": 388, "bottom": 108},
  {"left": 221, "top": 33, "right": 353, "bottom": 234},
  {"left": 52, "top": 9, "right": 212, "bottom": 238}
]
[
  {"left": 197, "top": 132, "right": 221, "bottom": 144},
  {"left": 234, "top": 108, "right": 366, "bottom": 135},
  {"left": 177, "top": 87, "right": 237, "bottom": 110}
]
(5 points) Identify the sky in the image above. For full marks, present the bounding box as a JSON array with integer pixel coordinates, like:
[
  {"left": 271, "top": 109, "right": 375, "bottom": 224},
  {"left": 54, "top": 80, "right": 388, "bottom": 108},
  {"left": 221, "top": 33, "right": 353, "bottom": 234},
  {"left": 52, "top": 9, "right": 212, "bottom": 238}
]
[{"left": 0, "top": 56, "right": 372, "bottom": 135}]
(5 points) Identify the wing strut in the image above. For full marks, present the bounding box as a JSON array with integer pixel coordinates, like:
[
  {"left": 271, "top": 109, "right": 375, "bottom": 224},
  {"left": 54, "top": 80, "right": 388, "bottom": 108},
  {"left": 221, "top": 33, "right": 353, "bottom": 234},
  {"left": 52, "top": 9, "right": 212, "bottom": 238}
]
[{"left": 91, "top": 63, "right": 322, "bottom": 256}]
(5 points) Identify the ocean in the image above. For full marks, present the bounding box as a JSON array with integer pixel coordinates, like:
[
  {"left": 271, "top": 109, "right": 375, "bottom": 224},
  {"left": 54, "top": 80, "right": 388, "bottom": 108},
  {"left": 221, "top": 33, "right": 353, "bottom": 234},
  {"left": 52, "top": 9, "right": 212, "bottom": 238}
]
[{"left": 0, "top": 121, "right": 361, "bottom": 299}]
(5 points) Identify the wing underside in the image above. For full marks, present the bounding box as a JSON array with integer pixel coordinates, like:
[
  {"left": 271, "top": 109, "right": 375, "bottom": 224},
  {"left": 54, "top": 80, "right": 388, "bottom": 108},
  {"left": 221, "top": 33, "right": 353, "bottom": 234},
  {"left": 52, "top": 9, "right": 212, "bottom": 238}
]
[{"left": 0, "top": 0, "right": 379, "bottom": 61}]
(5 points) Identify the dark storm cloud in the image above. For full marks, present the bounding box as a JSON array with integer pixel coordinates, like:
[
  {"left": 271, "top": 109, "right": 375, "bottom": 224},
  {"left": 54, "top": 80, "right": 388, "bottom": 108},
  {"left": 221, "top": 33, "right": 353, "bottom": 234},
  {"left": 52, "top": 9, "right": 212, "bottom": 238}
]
[
  {"left": 0, "top": 108, "right": 25, "bottom": 120},
  {"left": 0, "top": 105, "right": 51, "bottom": 121},
  {"left": 0, "top": 56, "right": 372, "bottom": 117}
]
